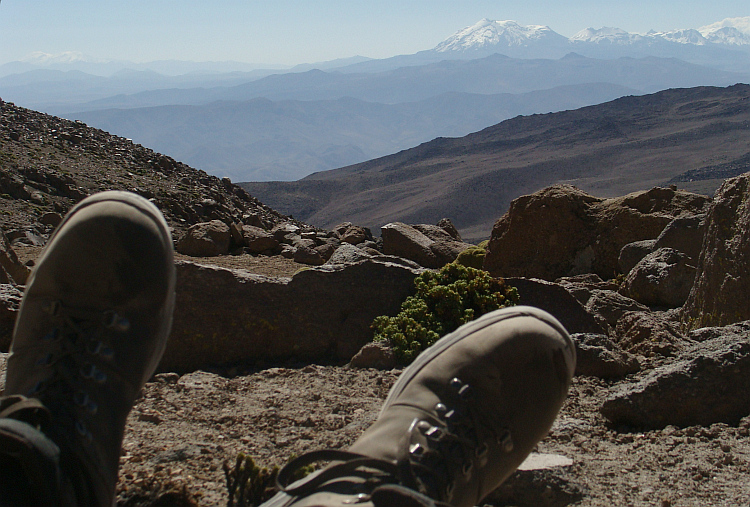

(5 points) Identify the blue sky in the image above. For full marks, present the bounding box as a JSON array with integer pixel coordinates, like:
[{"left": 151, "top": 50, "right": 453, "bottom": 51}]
[{"left": 0, "top": 1, "right": 746, "bottom": 65}]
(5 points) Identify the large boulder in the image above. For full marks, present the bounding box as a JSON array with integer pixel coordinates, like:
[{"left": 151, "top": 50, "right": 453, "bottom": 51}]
[
  {"left": 381, "top": 222, "right": 471, "bottom": 268},
  {"left": 571, "top": 333, "right": 640, "bottom": 379},
  {"left": 619, "top": 248, "right": 697, "bottom": 308},
  {"left": 615, "top": 310, "right": 689, "bottom": 358},
  {"left": 484, "top": 185, "right": 710, "bottom": 281},
  {"left": 683, "top": 172, "right": 750, "bottom": 329},
  {"left": 504, "top": 277, "right": 609, "bottom": 336},
  {"left": 164, "top": 258, "right": 423, "bottom": 372},
  {"left": 653, "top": 214, "right": 706, "bottom": 261},
  {"left": 601, "top": 321, "right": 750, "bottom": 428},
  {"left": 239, "top": 225, "right": 278, "bottom": 254},
  {"left": 176, "top": 220, "right": 231, "bottom": 257}
]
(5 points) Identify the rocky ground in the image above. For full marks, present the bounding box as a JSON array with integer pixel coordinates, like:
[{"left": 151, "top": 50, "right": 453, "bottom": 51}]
[{"left": 5, "top": 253, "right": 750, "bottom": 507}]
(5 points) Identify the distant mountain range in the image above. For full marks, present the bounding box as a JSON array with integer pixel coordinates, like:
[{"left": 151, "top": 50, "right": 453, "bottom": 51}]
[
  {"left": 1, "top": 17, "right": 749, "bottom": 183},
  {"left": 240, "top": 84, "right": 750, "bottom": 243}
]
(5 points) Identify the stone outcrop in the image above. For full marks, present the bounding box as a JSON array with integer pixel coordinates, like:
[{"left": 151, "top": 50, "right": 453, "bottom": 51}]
[
  {"left": 683, "top": 172, "right": 750, "bottom": 329},
  {"left": 619, "top": 248, "right": 697, "bottom": 308},
  {"left": 164, "top": 258, "right": 423, "bottom": 372},
  {"left": 484, "top": 184, "right": 710, "bottom": 281},
  {"left": 571, "top": 333, "right": 640, "bottom": 379},
  {"left": 0, "top": 284, "right": 23, "bottom": 351},
  {"left": 381, "top": 221, "right": 473, "bottom": 269},
  {"left": 504, "top": 277, "right": 609, "bottom": 336},
  {"left": 615, "top": 310, "right": 688, "bottom": 358},
  {"left": 601, "top": 321, "right": 750, "bottom": 428},
  {"left": 176, "top": 220, "right": 231, "bottom": 257}
]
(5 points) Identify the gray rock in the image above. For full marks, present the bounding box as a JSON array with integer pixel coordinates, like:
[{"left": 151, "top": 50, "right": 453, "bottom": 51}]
[
  {"left": 601, "top": 321, "right": 750, "bottom": 428},
  {"left": 504, "top": 278, "right": 609, "bottom": 336},
  {"left": 584, "top": 289, "right": 649, "bottom": 328},
  {"left": 683, "top": 172, "right": 750, "bottom": 329},
  {"left": 381, "top": 222, "right": 440, "bottom": 268},
  {"left": 165, "top": 259, "right": 423, "bottom": 372},
  {"left": 571, "top": 333, "right": 640, "bottom": 378},
  {"left": 326, "top": 243, "right": 374, "bottom": 265},
  {"left": 293, "top": 245, "right": 326, "bottom": 266},
  {"left": 176, "top": 220, "right": 231, "bottom": 257},
  {"left": 619, "top": 248, "right": 697, "bottom": 308},
  {"left": 618, "top": 239, "right": 656, "bottom": 274},
  {"left": 485, "top": 453, "right": 583, "bottom": 507},
  {"left": 349, "top": 341, "right": 396, "bottom": 370},
  {"left": 654, "top": 214, "right": 706, "bottom": 261},
  {"left": 615, "top": 310, "right": 689, "bottom": 358},
  {"left": 240, "top": 225, "right": 279, "bottom": 254},
  {"left": 0, "top": 230, "right": 30, "bottom": 285}
]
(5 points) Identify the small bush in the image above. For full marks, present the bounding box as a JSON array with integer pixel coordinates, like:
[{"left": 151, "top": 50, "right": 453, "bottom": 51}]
[
  {"left": 371, "top": 263, "right": 519, "bottom": 364},
  {"left": 453, "top": 246, "right": 486, "bottom": 269},
  {"left": 224, "top": 454, "right": 314, "bottom": 507}
]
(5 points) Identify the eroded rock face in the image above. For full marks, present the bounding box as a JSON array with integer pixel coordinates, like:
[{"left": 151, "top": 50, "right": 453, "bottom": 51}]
[
  {"left": 601, "top": 321, "right": 750, "bottom": 428},
  {"left": 619, "top": 248, "right": 697, "bottom": 308},
  {"left": 165, "top": 258, "right": 423, "bottom": 372},
  {"left": 571, "top": 333, "right": 640, "bottom": 379},
  {"left": 683, "top": 172, "right": 750, "bottom": 329},
  {"left": 484, "top": 184, "right": 710, "bottom": 281}
]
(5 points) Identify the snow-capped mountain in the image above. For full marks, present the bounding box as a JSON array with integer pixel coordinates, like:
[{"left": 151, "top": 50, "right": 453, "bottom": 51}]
[
  {"left": 700, "top": 17, "right": 750, "bottom": 45},
  {"left": 437, "top": 16, "right": 750, "bottom": 52},
  {"left": 21, "top": 51, "right": 95, "bottom": 64},
  {"left": 435, "top": 19, "right": 568, "bottom": 53}
]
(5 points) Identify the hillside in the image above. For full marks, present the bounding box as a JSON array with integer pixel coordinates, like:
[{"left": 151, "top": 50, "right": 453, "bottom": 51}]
[
  {"left": 0, "top": 99, "right": 299, "bottom": 242},
  {"left": 241, "top": 84, "right": 750, "bottom": 243}
]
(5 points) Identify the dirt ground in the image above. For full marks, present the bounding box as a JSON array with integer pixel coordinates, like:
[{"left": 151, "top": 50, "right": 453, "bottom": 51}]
[{"left": 4, "top": 252, "right": 750, "bottom": 506}]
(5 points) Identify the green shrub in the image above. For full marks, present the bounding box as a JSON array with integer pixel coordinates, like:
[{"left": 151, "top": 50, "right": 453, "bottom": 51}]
[
  {"left": 224, "top": 454, "right": 314, "bottom": 507},
  {"left": 453, "top": 246, "right": 486, "bottom": 269},
  {"left": 372, "top": 263, "right": 519, "bottom": 364}
]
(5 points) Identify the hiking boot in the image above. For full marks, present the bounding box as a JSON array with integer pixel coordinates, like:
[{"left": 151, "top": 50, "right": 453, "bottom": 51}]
[
  {"left": 0, "top": 191, "right": 176, "bottom": 505},
  {"left": 265, "top": 306, "right": 575, "bottom": 507}
]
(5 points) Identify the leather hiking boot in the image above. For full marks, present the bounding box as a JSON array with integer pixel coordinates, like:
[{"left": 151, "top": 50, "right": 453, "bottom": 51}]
[
  {"left": 266, "top": 306, "right": 575, "bottom": 507},
  {"left": 1, "top": 191, "right": 176, "bottom": 505}
]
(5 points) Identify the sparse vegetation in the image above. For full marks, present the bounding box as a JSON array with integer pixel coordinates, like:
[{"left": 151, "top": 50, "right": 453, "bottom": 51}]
[
  {"left": 371, "top": 263, "right": 519, "bottom": 364},
  {"left": 224, "top": 454, "right": 314, "bottom": 507}
]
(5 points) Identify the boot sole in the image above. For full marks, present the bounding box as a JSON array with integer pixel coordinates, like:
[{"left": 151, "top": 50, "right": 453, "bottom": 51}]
[{"left": 380, "top": 305, "right": 575, "bottom": 416}]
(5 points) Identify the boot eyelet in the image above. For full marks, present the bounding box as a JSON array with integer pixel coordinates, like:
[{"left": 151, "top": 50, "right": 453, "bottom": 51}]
[
  {"left": 449, "top": 378, "right": 463, "bottom": 391},
  {"left": 462, "top": 460, "right": 473, "bottom": 476},
  {"left": 475, "top": 442, "right": 489, "bottom": 458},
  {"left": 103, "top": 311, "right": 130, "bottom": 332},
  {"left": 498, "top": 430, "right": 514, "bottom": 453},
  {"left": 435, "top": 403, "right": 448, "bottom": 417}
]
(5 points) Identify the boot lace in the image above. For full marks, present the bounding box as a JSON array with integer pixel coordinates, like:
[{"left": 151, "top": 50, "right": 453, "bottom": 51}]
[
  {"left": 25, "top": 299, "right": 129, "bottom": 443},
  {"left": 276, "top": 377, "right": 511, "bottom": 506}
]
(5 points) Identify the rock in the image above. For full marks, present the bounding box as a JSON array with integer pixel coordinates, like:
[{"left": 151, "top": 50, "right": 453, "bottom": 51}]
[
  {"left": 176, "top": 220, "right": 231, "bottom": 257},
  {"left": 683, "top": 172, "right": 750, "bottom": 329},
  {"left": 271, "top": 222, "right": 301, "bottom": 242},
  {"left": 0, "top": 351, "right": 7, "bottom": 391},
  {"left": 0, "top": 230, "right": 30, "bottom": 285},
  {"left": 240, "top": 225, "right": 279, "bottom": 254},
  {"left": 349, "top": 341, "right": 396, "bottom": 370},
  {"left": 437, "top": 218, "right": 462, "bottom": 241},
  {"left": 0, "top": 284, "right": 23, "bottom": 351},
  {"left": 615, "top": 310, "right": 688, "bottom": 358},
  {"left": 618, "top": 239, "right": 656, "bottom": 274},
  {"left": 504, "top": 278, "right": 609, "bottom": 336},
  {"left": 40, "top": 212, "right": 63, "bottom": 228},
  {"left": 601, "top": 321, "right": 750, "bottom": 428},
  {"left": 381, "top": 222, "right": 471, "bottom": 269},
  {"left": 571, "top": 333, "right": 640, "bottom": 378},
  {"left": 485, "top": 453, "right": 583, "bottom": 507},
  {"left": 381, "top": 222, "right": 440, "bottom": 268},
  {"left": 485, "top": 184, "right": 710, "bottom": 281},
  {"left": 653, "top": 214, "right": 706, "bottom": 261},
  {"left": 165, "top": 259, "right": 423, "bottom": 372},
  {"left": 314, "top": 243, "right": 337, "bottom": 261},
  {"left": 583, "top": 290, "right": 649, "bottom": 329},
  {"left": 619, "top": 248, "right": 696, "bottom": 308},
  {"left": 334, "top": 222, "right": 371, "bottom": 245},
  {"left": 293, "top": 245, "right": 326, "bottom": 266},
  {"left": 326, "top": 243, "right": 374, "bottom": 265}
]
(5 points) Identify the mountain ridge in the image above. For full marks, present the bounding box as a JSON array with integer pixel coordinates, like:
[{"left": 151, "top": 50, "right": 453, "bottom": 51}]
[{"left": 240, "top": 84, "right": 750, "bottom": 242}]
